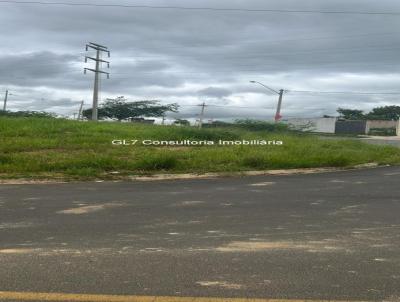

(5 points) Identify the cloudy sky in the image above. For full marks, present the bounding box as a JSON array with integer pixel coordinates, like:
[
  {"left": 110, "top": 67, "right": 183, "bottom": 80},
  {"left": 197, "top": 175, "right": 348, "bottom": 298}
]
[{"left": 1, "top": 0, "right": 400, "bottom": 121}]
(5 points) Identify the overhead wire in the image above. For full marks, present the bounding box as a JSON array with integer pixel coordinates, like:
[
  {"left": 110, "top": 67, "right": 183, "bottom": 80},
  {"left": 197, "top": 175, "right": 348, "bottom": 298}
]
[{"left": 0, "top": 0, "right": 400, "bottom": 16}]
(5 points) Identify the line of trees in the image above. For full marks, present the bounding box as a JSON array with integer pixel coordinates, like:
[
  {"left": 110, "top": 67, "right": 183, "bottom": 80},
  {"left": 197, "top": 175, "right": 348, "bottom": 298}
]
[
  {"left": 0, "top": 110, "right": 56, "bottom": 118},
  {"left": 336, "top": 106, "right": 400, "bottom": 120}
]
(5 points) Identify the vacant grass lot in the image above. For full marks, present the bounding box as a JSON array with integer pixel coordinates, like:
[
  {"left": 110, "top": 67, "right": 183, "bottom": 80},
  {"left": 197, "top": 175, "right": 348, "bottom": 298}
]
[{"left": 1, "top": 117, "right": 399, "bottom": 180}]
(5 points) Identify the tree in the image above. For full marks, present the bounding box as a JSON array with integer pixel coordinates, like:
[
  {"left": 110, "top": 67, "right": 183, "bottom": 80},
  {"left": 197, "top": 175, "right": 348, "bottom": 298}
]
[
  {"left": 365, "top": 106, "right": 400, "bottom": 120},
  {"left": 83, "top": 96, "right": 179, "bottom": 121},
  {"left": 337, "top": 108, "right": 365, "bottom": 120}
]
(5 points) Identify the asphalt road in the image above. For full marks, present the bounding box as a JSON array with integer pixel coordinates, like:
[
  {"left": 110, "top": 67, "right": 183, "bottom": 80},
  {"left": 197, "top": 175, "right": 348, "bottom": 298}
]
[{"left": 1, "top": 166, "right": 400, "bottom": 301}]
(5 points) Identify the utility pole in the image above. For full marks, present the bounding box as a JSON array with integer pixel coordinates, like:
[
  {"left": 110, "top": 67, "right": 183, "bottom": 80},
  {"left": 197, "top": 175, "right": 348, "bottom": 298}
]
[
  {"left": 84, "top": 42, "right": 110, "bottom": 121},
  {"left": 198, "top": 102, "right": 206, "bottom": 129},
  {"left": 275, "top": 89, "right": 284, "bottom": 122},
  {"left": 2, "top": 90, "right": 9, "bottom": 111},
  {"left": 250, "top": 81, "right": 285, "bottom": 123},
  {"left": 161, "top": 115, "right": 166, "bottom": 125},
  {"left": 77, "top": 100, "right": 84, "bottom": 120}
]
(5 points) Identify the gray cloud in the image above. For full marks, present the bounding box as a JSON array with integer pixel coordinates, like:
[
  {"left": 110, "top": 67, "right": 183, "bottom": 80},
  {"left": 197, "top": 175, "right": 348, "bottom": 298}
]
[
  {"left": 197, "top": 87, "right": 232, "bottom": 98},
  {"left": 1, "top": 0, "right": 400, "bottom": 120}
]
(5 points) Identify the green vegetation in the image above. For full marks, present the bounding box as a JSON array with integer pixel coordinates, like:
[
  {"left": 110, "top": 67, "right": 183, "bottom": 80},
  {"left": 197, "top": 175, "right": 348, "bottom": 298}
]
[
  {"left": 337, "top": 105, "right": 400, "bottom": 121},
  {"left": 1, "top": 117, "right": 399, "bottom": 180},
  {"left": 0, "top": 110, "right": 56, "bottom": 118},
  {"left": 82, "top": 96, "right": 178, "bottom": 121}
]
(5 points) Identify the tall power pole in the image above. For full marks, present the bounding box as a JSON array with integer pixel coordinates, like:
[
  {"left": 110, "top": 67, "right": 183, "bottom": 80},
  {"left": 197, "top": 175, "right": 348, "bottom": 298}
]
[
  {"left": 274, "top": 89, "right": 284, "bottom": 122},
  {"left": 198, "top": 102, "right": 206, "bottom": 129},
  {"left": 2, "top": 90, "right": 9, "bottom": 111},
  {"left": 84, "top": 42, "right": 110, "bottom": 121},
  {"left": 77, "top": 100, "right": 84, "bottom": 120},
  {"left": 250, "top": 81, "right": 285, "bottom": 123}
]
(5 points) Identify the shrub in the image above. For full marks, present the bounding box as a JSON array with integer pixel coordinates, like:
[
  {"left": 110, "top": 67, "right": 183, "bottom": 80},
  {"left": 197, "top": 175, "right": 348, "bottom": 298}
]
[
  {"left": 135, "top": 153, "right": 178, "bottom": 171},
  {"left": 0, "top": 111, "right": 56, "bottom": 118},
  {"left": 234, "top": 119, "right": 288, "bottom": 131}
]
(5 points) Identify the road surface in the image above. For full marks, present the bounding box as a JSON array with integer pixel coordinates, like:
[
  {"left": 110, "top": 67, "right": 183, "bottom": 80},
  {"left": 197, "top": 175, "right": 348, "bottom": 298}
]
[{"left": 1, "top": 166, "right": 400, "bottom": 301}]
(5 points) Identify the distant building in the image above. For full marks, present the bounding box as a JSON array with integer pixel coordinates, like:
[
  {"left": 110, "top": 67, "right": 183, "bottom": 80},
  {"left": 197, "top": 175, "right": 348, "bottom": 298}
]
[
  {"left": 284, "top": 117, "right": 400, "bottom": 136},
  {"left": 129, "top": 117, "right": 155, "bottom": 124}
]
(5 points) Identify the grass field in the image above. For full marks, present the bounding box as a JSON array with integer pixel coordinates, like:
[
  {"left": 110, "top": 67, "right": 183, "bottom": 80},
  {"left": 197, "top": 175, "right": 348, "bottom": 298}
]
[{"left": 1, "top": 117, "right": 400, "bottom": 180}]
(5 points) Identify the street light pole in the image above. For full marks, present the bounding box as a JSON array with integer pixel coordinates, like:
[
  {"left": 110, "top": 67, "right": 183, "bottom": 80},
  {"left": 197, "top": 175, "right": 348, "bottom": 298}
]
[{"left": 250, "top": 81, "right": 284, "bottom": 122}]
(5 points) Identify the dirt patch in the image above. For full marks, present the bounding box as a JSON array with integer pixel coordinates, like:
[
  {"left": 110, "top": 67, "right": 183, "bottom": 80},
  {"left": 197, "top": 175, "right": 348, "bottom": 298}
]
[
  {"left": 330, "top": 204, "right": 365, "bottom": 216},
  {"left": 216, "top": 241, "right": 302, "bottom": 252},
  {"left": 248, "top": 181, "right": 276, "bottom": 186},
  {"left": 216, "top": 240, "right": 347, "bottom": 253},
  {"left": 170, "top": 200, "right": 206, "bottom": 207},
  {"left": 0, "top": 248, "right": 38, "bottom": 254},
  {"left": 196, "top": 281, "right": 244, "bottom": 290},
  {"left": 57, "top": 202, "right": 124, "bottom": 215},
  {"left": 129, "top": 168, "right": 341, "bottom": 181},
  {"left": 0, "top": 179, "right": 68, "bottom": 184},
  {"left": 0, "top": 222, "right": 35, "bottom": 229}
]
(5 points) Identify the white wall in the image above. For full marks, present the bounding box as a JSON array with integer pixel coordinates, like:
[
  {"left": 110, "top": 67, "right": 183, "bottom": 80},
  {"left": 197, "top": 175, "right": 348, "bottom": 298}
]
[
  {"left": 284, "top": 117, "right": 337, "bottom": 133},
  {"left": 397, "top": 120, "right": 400, "bottom": 136},
  {"left": 366, "top": 120, "right": 397, "bottom": 134}
]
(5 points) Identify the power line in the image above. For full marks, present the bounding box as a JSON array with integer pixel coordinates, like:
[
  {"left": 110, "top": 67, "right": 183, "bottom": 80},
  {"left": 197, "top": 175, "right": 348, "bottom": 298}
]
[
  {"left": 287, "top": 90, "right": 400, "bottom": 95},
  {"left": 111, "top": 43, "right": 400, "bottom": 60},
  {"left": 75, "top": 31, "right": 400, "bottom": 54},
  {"left": 8, "top": 57, "right": 400, "bottom": 76},
  {"left": 0, "top": 1, "right": 400, "bottom": 15}
]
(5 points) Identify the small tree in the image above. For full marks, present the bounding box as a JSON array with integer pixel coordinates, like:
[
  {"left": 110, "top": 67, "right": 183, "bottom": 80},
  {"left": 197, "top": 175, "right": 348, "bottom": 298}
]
[
  {"left": 337, "top": 108, "right": 365, "bottom": 120},
  {"left": 83, "top": 96, "right": 179, "bottom": 121},
  {"left": 366, "top": 106, "right": 400, "bottom": 120}
]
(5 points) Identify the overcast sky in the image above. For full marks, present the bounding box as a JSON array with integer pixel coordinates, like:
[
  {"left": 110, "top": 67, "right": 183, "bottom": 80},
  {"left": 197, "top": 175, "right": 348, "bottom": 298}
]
[{"left": 1, "top": 0, "right": 400, "bottom": 121}]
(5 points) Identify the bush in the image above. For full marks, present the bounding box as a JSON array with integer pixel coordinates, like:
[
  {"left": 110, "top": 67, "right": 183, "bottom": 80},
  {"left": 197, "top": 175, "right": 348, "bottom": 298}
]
[
  {"left": 135, "top": 153, "right": 178, "bottom": 171},
  {"left": 242, "top": 155, "right": 267, "bottom": 169},
  {"left": 0, "top": 110, "right": 56, "bottom": 118},
  {"left": 234, "top": 119, "right": 288, "bottom": 131}
]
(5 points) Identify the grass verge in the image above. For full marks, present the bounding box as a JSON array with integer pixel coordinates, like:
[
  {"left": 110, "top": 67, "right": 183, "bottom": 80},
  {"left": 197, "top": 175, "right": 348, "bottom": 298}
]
[{"left": 1, "top": 117, "right": 399, "bottom": 180}]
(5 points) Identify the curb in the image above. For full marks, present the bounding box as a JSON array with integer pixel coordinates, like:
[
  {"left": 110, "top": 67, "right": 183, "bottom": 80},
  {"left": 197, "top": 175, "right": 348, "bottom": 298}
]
[{"left": 0, "top": 163, "right": 384, "bottom": 185}]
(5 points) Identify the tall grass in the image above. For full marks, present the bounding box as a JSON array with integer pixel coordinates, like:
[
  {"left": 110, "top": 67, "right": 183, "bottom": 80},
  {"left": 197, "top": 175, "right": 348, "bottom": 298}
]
[{"left": 0, "top": 117, "right": 399, "bottom": 180}]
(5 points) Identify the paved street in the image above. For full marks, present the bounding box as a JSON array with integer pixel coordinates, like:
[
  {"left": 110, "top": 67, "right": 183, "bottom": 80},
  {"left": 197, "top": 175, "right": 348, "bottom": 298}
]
[{"left": 1, "top": 166, "right": 400, "bottom": 301}]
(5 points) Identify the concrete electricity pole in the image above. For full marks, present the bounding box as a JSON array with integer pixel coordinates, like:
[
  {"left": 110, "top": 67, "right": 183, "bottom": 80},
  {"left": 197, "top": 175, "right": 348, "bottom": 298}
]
[
  {"left": 77, "top": 100, "right": 84, "bottom": 120},
  {"left": 2, "top": 90, "right": 9, "bottom": 111},
  {"left": 275, "top": 89, "right": 284, "bottom": 122},
  {"left": 250, "top": 81, "right": 285, "bottom": 122},
  {"left": 84, "top": 42, "right": 110, "bottom": 121},
  {"left": 198, "top": 102, "right": 206, "bottom": 129}
]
